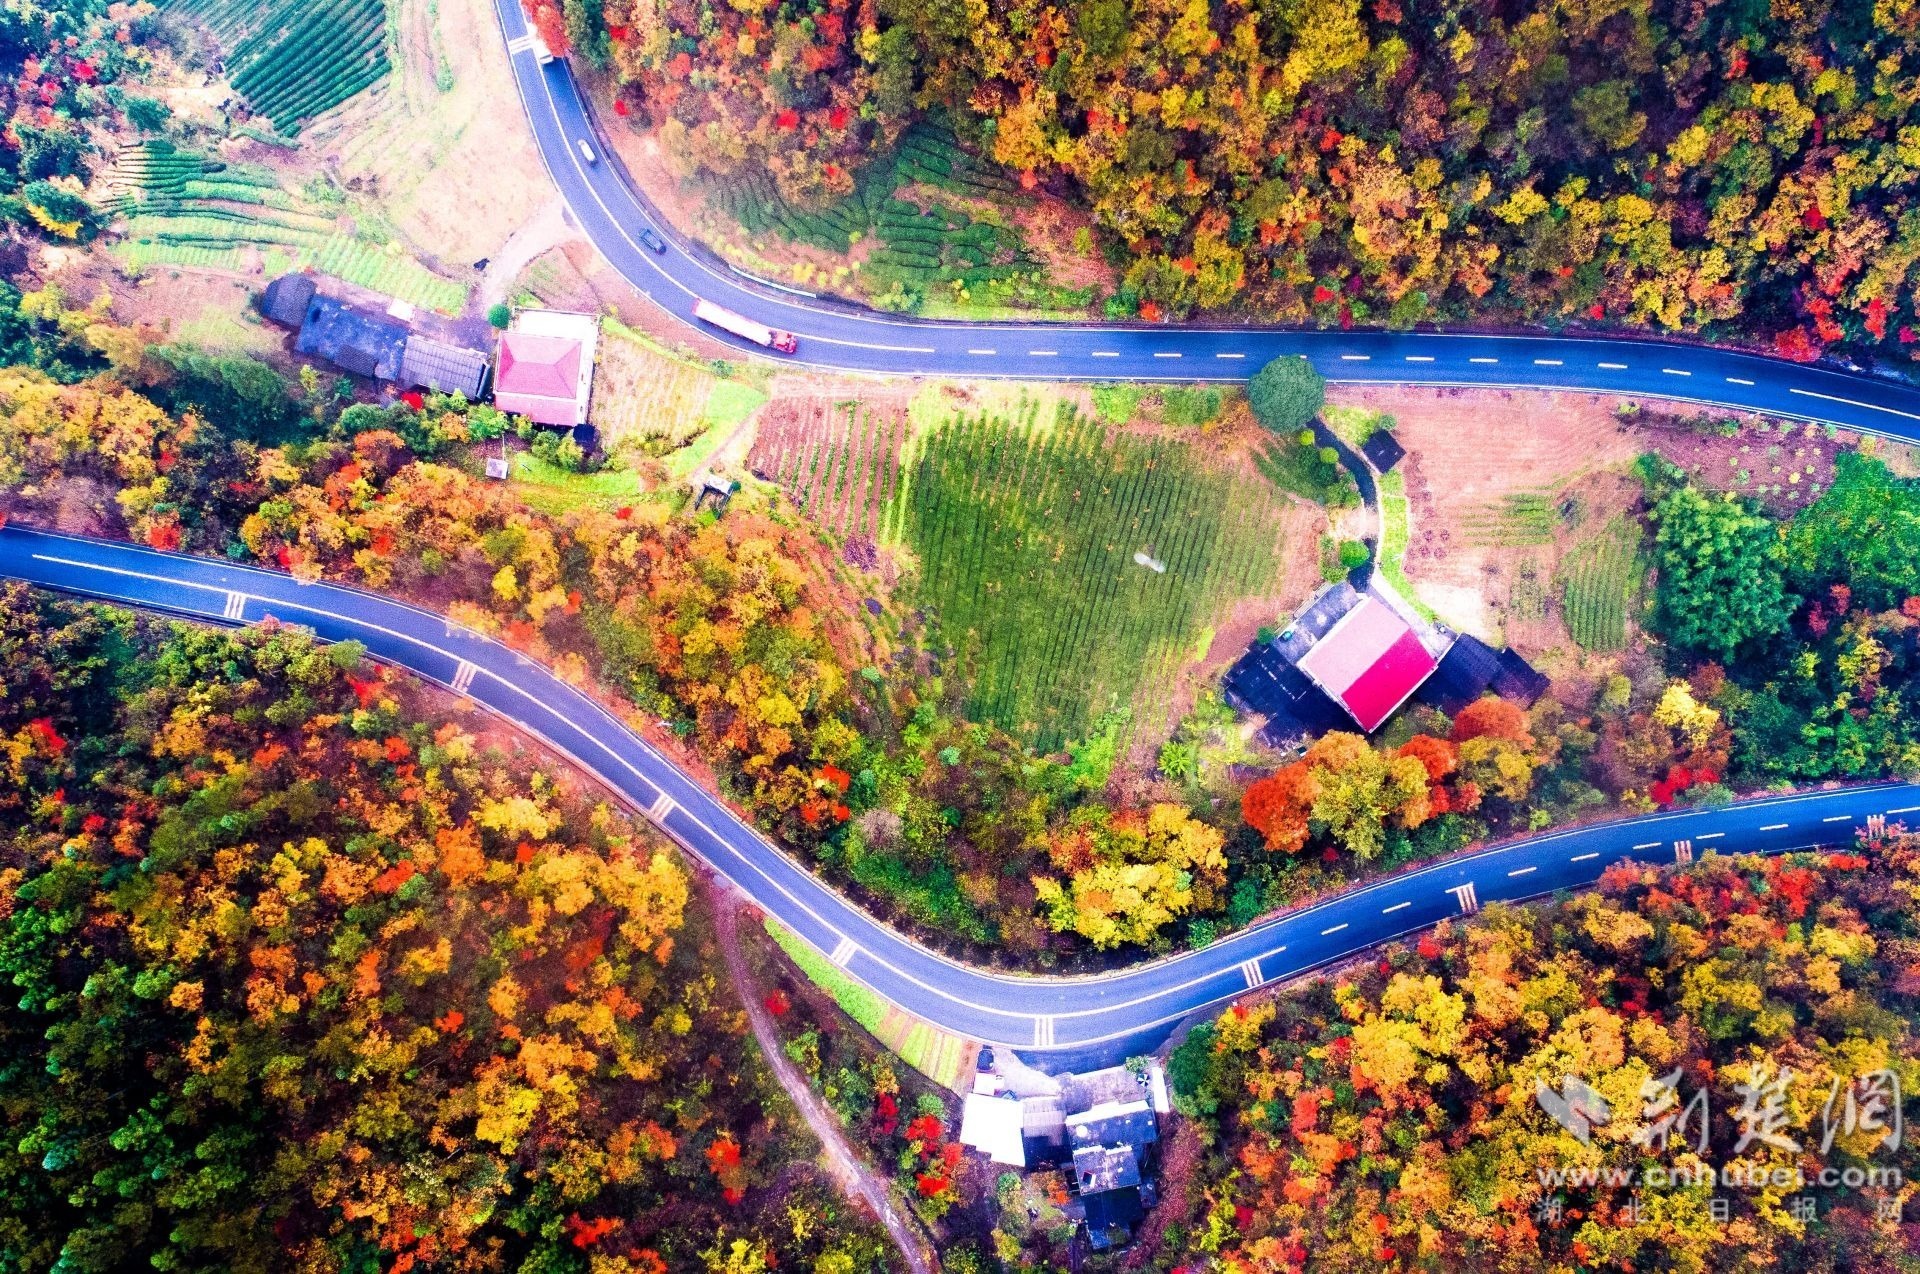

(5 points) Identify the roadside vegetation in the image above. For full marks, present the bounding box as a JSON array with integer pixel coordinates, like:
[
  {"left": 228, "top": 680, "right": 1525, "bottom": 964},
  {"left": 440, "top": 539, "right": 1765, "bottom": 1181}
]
[
  {"left": 1167, "top": 839, "right": 1920, "bottom": 1269},
  {"left": 0, "top": 587, "right": 890, "bottom": 1271}
]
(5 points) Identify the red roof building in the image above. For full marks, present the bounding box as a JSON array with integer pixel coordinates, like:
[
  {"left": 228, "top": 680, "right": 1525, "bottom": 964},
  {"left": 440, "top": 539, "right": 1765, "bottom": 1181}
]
[
  {"left": 493, "top": 309, "right": 598, "bottom": 426},
  {"left": 1294, "top": 596, "right": 1439, "bottom": 733}
]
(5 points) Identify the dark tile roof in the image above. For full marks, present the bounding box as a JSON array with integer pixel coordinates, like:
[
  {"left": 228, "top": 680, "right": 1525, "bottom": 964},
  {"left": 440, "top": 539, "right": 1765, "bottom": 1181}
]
[
  {"left": 259, "top": 273, "right": 315, "bottom": 327},
  {"left": 1223, "top": 643, "right": 1348, "bottom": 750},
  {"left": 1493, "top": 646, "right": 1551, "bottom": 706},
  {"left": 1362, "top": 428, "right": 1407, "bottom": 473},
  {"left": 1060, "top": 1066, "right": 1148, "bottom": 1115},
  {"left": 293, "top": 294, "right": 408, "bottom": 382},
  {"left": 400, "top": 335, "right": 490, "bottom": 399},
  {"left": 1415, "top": 634, "right": 1502, "bottom": 716},
  {"left": 1066, "top": 1104, "right": 1158, "bottom": 1150},
  {"left": 1073, "top": 1144, "right": 1142, "bottom": 1194},
  {"left": 1081, "top": 1186, "right": 1144, "bottom": 1249}
]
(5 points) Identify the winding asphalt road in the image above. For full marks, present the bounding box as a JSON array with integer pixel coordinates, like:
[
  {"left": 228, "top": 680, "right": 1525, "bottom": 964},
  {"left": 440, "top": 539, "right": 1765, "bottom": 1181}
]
[
  {"left": 5, "top": 526, "right": 1915, "bottom": 1069},
  {"left": 486, "top": 0, "right": 1920, "bottom": 446}
]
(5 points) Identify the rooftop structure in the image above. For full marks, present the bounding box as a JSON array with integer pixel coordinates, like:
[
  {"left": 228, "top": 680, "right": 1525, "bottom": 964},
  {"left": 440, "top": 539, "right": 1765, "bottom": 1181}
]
[
  {"left": 400, "top": 335, "right": 490, "bottom": 400},
  {"left": 259, "top": 273, "right": 316, "bottom": 327},
  {"left": 494, "top": 308, "right": 598, "bottom": 426},
  {"left": 959, "top": 1094, "right": 1027, "bottom": 1167},
  {"left": 1073, "top": 1144, "right": 1142, "bottom": 1194},
  {"left": 1295, "top": 595, "right": 1441, "bottom": 733},
  {"left": 1065, "top": 1099, "right": 1158, "bottom": 1152},
  {"left": 293, "top": 294, "right": 408, "bottom": 382}
]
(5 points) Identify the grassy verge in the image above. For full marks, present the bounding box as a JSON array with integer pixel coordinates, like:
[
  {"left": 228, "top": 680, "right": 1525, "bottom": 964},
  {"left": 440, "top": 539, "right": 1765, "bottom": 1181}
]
[{"left": 1375, "top": 469, "right": 1436, "bottom": 620}]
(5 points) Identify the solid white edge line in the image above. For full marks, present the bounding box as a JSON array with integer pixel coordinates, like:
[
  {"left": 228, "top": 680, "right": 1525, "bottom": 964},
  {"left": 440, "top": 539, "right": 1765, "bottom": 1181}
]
[{"left": 1789, "top": 386, "right": 1920, "bottom": 422}]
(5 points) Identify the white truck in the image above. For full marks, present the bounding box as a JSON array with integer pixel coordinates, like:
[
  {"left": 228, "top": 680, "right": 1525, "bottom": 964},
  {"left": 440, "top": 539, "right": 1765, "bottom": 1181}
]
[{"left": 693, "top": 298, "right": 798, "bottom": 354}]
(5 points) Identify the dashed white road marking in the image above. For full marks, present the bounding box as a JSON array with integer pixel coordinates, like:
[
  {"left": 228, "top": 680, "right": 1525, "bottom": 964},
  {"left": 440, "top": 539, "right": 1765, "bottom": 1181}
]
[
  {"left": 1239, "top": 959, "right": 1263, "bottom": 988},
  {"left": 1215, "top": 352, "right": 1245, "bottom": 359},
  {"left": 1697, "top": 831, "right": 1724, "bottom": 841},
  {"left": 1663, "top": 368, "right": 1692, "bottom": 376},
  {"left": 1033, "top": 1016, "right": 1056, "bottom": 1047},
  {"left": 1153, "top": 351, "right": 1182, "bottom": 358},
  {"left": 830, "top": 935, "right": 858, "bottom": 966},
  {"left": 966, "top": 348, "right": 997, "bottom": 355},
  {"left": 1823, "top": 814, "right": 1855, "bottom": 823},
  {"left": 1340, "top": 354, "right": 1370, "bottom": 361},
  {"left": 1405, "top": 355, "right": 1434, "bottom": 362},
  {"left": 1381, "top": 901, "right": 1412, "bottom": 914},
  {"left": 1598, "top": 361, "right": 1628, "bottom": 370},
  {"left": 1320, "top": 922, "right": 1349, "bottom": 935},
  {"left": 1761, "top": 822, "right": 1789, "bottom": 831},
  {"left": 1571, "top": 852, "right": 1600, "bottom": 863},
  {"left": 450, "top": 659, "right": 479, "bottom": 694},
  {"left": 1091, "top": 350, "right": 1119, "bottom": 357},
  {"left": 1534, "top": 358, "right": 1563, "bottom": 366},
  {"left": 1507, "top": 865, "right": 1537, "bottom": 877},
  {"left": 1727, "top": 377, "right": 1755, "bottom": 386},
  {"left": 1470, "top": 357, "right": 1498, "bottom": 364},
  {"left": 1028, "top": 349, "right": 1058, "bottom": 357},
  {"left": 1633, "top": 841, "right": 1661, "bottom": 851},
  {"left": 1888, "top": 805, "right": 1920, "bottom": 815},
  {"left": 1448, "top": 882, "right": 1481, "bottom": 914}
]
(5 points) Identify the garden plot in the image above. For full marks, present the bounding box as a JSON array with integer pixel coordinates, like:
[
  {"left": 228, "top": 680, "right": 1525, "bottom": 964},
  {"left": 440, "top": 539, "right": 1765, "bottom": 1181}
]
[
  {"left": 895, "top": 401, "right": 1311, "bottom": 752},
  {"left": 159, "top": 0, "right": 390, "bottom": 136},
  {"left": 103, "top": 142, "right": 468, "bottom": 313},
  {"left": 749, "top": 396, "right": 909, "bottom": 544}
]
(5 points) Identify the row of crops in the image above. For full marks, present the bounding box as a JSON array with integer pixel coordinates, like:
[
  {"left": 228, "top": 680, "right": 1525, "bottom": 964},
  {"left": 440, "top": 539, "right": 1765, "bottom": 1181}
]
[
  {"left": 712, "top": 122, "right": 1040, "bottom": 300},
  {"left": 890, "top": 403, "right": 1296, "bottom": 751},
  {"left": 1558, "top": 516, "right": 1645, "bottom": 651},
  {"left": 160, "top": 0, "right": 390, "bottom": 136},
  {"left": 103, "top": 142, "right": 468, "bottom": 314}
]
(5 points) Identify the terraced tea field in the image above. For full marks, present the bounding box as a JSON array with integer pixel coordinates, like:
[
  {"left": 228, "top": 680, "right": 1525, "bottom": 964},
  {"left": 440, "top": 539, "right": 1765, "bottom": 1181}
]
[
  {"left": 749, "top": 397, "right": 908, "bottom": 542},
  {"left": 102, "top": 142, "right": 468, "bottom": 313},
  {"left": 161, "top": 0, "right": 390, "bottom": 136},
  {"left": 896, "top": 403, "right": 1302, "bottom": 751}
]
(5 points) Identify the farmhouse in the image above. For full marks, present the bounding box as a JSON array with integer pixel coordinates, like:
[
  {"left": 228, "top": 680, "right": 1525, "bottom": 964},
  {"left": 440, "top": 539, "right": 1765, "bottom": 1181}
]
[
  {"left": 494, "top": 308, "right": 599, "bottom": 427},
  {"left": 1224, "top": 582, "right": 1545, "bottom": 748},
  {"left": 960, "top": 1059, "right": 1171, "bottom": 1253},
  {"left": 259, "top": 272, "right": 492, "bottom": 399}
]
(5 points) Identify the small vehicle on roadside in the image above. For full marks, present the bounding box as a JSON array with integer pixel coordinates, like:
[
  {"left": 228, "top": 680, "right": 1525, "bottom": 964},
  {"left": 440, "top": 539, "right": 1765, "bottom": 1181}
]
[
  {"left": 639, "top": 228, "right": 667, "bottom": 254},
  {"left": 577, "top": 139, "right": 597, "bottom": 166}
]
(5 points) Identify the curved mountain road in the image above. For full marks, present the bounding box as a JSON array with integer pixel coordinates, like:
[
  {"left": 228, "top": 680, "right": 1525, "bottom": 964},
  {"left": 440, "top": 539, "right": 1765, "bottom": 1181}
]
[
  {"left": 488, "top": 0, "right": 1920, "bottom": 446},
  {"left": 5, "top": 526, "right": 1915, "bottom": 1069}
]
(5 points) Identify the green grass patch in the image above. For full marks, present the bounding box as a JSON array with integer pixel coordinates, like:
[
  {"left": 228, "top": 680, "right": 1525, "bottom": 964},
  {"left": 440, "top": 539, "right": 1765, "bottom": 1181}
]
[
  {"left": 1321, "top": 404, "right": 1394, "bottom": 449},
  {"left": 1375, "top": 469, "right": 1436, "bottom": 621},
  {"left": 509, "top": 453, "right": 649, "bottom": 510},
  {"left": 895, "top": 401, "right": 1299, "bottom": 751},
  {"left": 764, "top": 919, "right": 889, "bottom": 1035},
  {"left": 1255, "top": 435, "right": 1360, "bottom": 508},
  {"left": 1559, "top": 516, "right": 1644, "bottom": 651}
]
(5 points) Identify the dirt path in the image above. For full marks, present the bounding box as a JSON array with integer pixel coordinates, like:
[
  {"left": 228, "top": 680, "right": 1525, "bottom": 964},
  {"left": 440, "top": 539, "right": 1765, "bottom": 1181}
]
[
  {"left": 478, "top": 197, "right": 580, "bottom": 310},
  {"left": 713, "top": 890, "right": 940, "bottom": 1274}
]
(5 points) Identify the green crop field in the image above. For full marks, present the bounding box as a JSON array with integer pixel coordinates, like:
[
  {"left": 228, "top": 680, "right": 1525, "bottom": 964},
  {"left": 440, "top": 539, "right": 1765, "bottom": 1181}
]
[
  {"left": 160, "top": 0, "right": 390, "bottom": 136},
  {"left": 1460, "top": 490, "right": 1558, "bottom": 546},
  {"left": 103, "top": 142, "right": 468, "bottom": 313},
  {"left": 1559, "top": 516, "right": 1644, "bottom": 651},
  {"left": 892, "top": 402, "right": 1298, "bottom": 751}
]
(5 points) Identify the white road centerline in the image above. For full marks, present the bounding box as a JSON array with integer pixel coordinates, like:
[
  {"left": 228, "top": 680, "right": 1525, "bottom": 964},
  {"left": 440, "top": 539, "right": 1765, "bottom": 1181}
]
[
  {"left": 1340, "top": 354, "right": 1370, "bottom": 361},
  {"left": 1215, "top": 352, "right": 1245, "bottom": 359},
  {"left": 1727, "top": 377, "right": 1755, "bottom": 386},
  {"left": 1321, "top": 922, "right": 1349, "bottom": 936},
  {"left": 1633, "top": 841, "right": 1661, "bottom": 850},
  {"left": 966, "top": 348, "right": 997, "bottom": 355},
  {"left": 1381, "top": 901, "right": 1412, "bottom": 914},
  {"left": 1153, "top": 351, "right": 1182, "bottom": 358},
  {"left": 1470, "top": 357, "right": 1498, "bottom": 364},
  {"left": 1789, "top": 387, "right": 1920, "bottom": 422},
  {"left": 1028, "top": 349, "right": 1058, "bottom": 357},
  {"left": 1570, "top": 852, "right": 1600, "bottom": 863},
  {"left": 1698, "top": 832, "right": 1724, "bottom": 841},
  {"left": 1598, "top": 361, "right": 1628, "bottom": 369},
  {"left": 1662, "top": 368, "right": 1692, "bottom": 376},
  {"left": 1823, "top": 814, "right": 1854, "bottom": 822},
  {"left": 1091, "top": 350, "right": 1119, "bottom": 357},
  {"left": 1761, "top": 823, "right": 1789, "bottom": 831},
  {"left": 1507, "top": 866, "right": 1537, "bottom": 877},
  {"left": 1534, "top": 358, "right": 1563, "bottom": 366},
  {"left": 1888, "top": 806, "right": 1920, "bottom": 815},
  {"left": 1405, "top": 355, "right": 1434, "bottom": 362}
]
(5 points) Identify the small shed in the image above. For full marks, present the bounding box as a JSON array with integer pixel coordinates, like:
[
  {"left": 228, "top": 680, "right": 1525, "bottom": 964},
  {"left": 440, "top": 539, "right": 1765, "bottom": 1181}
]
[
  {"left": 1362, "top": 428, "right": 1407, "bottom": 473},
  {"left": 259, "top": 273, "right": 316, "bottom": 328},
  {"left": 400, "top": 335, "right": 490, "bottom": 399}
]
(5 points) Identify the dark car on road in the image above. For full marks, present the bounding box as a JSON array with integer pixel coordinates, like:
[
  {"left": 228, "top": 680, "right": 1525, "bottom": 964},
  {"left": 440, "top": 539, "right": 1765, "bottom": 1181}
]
[{"left": 639, "top": 228, "right": 667, "bottom": 254}]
